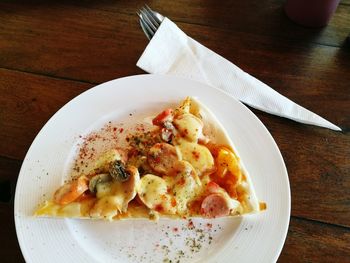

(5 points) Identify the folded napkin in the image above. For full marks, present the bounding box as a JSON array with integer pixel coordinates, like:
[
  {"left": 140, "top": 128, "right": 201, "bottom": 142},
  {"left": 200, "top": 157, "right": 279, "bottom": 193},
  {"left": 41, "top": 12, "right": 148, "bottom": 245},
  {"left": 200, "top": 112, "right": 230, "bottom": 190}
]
[{"left": 137, "top": 18, "right": 341, "bottom": 131}]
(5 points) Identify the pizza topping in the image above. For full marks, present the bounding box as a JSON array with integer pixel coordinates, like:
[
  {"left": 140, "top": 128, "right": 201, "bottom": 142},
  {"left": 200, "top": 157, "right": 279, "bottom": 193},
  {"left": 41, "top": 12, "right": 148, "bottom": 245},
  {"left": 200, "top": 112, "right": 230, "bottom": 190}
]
[
  {"left": 206, "top": 181, "right": 221, "bottom": 194},
  {"left": 93, "top": 149, "right": 122, "bottom": 174},
  {"left": 148, "top": 143, "right": 180, "bottom": 175},
  {"left": 174, "top": 96, "right": 191, "bottom": 116},
  {"left": 89, "top": 173, "right": 111, "bottom": 193},
  {"left": 215, "top": 147, "right": 242, "bottom": 181},
  {"left": 171, "top": 161, "right": 201, "bottom": 215},
  {"left": 90, "top": 165, "right": 140, "bottom": 219},
  {"left": 53, "top": 175, "right": 89, "bottom": 205},
  {"left": 207, "top": 145, "right": 243, "bottom": 198},
  {"left": 176, "top": 141, "right": 214, "bottom": 175},
  {"left": 128, "top": 130, "right": 162, "bottom": 156},
  {"left": 137, "top": 174, "right": 175, "bottom": 214},
  {"left": 161, "top": 127, "right": 173, "bottom": 142},
  {"left": 200, "top": 193, "right": 230, "bottom": 218},
  {"left": 152, "top": 108, "right": 173, "bottom": 126},
  {"left": 109, "top": 159, "right": 130, "bottom": 182},
  {"left": 173, "top": 114, "right": 203, "bottom": 142}
]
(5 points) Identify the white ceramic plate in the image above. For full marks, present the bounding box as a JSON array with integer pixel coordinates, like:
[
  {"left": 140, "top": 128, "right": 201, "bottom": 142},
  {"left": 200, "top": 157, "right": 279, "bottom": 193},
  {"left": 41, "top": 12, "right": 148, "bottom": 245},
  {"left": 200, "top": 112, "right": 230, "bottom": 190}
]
[{"left": 15, "top": 74, "right": 290, "bottom": 263}]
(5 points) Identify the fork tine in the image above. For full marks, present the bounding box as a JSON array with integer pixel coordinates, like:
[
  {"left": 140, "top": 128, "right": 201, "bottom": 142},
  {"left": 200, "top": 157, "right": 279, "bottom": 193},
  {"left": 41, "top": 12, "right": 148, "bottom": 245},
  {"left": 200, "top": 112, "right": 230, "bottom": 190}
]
[
  {"left": 140, "top": 9, "right": 158, "bottom": 32},
  {"left": 142, "top": 6, "right": 160, "bottom": 27},
  {"left": 139, "top": 19, "right": 153, "bottom": 40},
  {"left": 136, "top": 11, "right": 142, "bottom": 20},
  {"left": 138, "top": 5, "right": 164, "bottom": 40},
  {"left": 138, "top": 10, "right": 155, "bottom": 39},
  {"left": 138, "top": 11, "right": 156, "bottom": 37},
  {"left": 144, "top": 4, "right": 162, "bottom": 25}
]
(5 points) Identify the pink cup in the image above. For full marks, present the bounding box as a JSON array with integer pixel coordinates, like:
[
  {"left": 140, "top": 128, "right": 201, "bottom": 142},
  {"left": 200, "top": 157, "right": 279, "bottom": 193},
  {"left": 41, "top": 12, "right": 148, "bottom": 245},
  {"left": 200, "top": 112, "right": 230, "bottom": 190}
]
[{"left": 284, "top": 0, "right": 341, "bottom": 27}]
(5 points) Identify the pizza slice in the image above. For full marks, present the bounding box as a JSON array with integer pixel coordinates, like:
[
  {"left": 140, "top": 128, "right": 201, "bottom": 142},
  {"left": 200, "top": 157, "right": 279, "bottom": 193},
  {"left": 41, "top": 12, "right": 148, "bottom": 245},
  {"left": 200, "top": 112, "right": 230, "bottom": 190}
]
[{"left": 35, "top": 97, "right": 266, "bottom": 220}]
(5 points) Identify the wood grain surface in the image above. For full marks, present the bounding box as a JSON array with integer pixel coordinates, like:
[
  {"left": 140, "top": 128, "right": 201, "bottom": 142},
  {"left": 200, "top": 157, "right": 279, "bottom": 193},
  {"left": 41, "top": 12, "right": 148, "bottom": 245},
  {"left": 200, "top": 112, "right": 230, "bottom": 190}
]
[{"left": 0, "top": 0, "right": 349, "bottom": 262}]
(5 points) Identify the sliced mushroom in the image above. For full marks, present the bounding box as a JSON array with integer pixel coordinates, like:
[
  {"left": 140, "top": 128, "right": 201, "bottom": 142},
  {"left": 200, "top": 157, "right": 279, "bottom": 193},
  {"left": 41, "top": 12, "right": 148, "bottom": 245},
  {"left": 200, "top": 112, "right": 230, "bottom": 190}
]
[
  {"left": 88, "top": 173, "right": 111, "bottom": 194},
  {"left": 90, "top": 165, "right": 140, "bottom": 219},
  {"left": 109, "top": 160, "right": 130, "bottom": 182}
]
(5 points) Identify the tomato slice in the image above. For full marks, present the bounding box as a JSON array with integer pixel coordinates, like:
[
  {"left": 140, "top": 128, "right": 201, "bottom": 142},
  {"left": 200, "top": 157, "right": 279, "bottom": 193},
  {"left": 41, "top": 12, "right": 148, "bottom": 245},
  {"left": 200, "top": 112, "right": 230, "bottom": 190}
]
[{"left": 152, "top": 108, "right": 173, "bottom": 126}]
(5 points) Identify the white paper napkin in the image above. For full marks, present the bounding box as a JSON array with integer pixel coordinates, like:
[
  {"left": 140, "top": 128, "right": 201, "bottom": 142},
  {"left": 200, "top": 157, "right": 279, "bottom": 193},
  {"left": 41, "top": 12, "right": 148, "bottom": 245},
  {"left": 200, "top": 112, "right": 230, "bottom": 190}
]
[{"left": 137, "top": 18, "right": 341, "bottom": 131}]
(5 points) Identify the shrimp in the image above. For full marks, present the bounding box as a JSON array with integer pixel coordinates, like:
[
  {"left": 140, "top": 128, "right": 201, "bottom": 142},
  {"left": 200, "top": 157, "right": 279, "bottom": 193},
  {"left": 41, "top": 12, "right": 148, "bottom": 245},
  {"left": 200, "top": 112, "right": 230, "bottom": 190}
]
[{"left": 53, "top": 176, "right": 89, "bottom": 205}]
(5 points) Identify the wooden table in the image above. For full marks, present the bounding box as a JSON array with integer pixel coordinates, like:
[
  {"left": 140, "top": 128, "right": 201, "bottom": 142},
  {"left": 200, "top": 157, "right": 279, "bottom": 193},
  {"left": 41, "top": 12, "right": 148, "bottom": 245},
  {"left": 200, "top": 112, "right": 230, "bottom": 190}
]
[{"left": 1, "top": 0, "right": 349, "bottom": 262}]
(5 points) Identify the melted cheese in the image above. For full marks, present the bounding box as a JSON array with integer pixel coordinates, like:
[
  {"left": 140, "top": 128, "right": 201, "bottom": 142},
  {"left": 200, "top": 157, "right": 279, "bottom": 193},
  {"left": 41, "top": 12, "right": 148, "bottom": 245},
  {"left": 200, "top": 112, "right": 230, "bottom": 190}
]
[
  {"left": 90, "top": 166, "right": 140, "bottom": 220},
  {"left": 171, "top": 161, "right": 201, "bottom": 215},
  {"left": 173, "top": 114, "right": 203, "bottom": 142},
  {"left": 137, "top": 174, "right": 175, "bottom": 214},
  {"left": 175, "top": 140, "right": 214, "bottom": 175},
  {"left": 58, "top": 202, "right": 81, "bottom": 217},
  {"left": 90, "top": 196, "right": 123, "bottom": 220},
  {"left": 137, "top": 161, "right": 201, "bottom": 216}
]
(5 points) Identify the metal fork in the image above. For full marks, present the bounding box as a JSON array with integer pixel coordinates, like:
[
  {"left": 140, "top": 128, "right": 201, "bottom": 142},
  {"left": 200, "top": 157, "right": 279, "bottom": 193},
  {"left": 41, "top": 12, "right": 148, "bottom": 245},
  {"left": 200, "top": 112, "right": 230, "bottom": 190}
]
[{"left": 137, "top": 5, "right": 164, "bottom": 40}]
